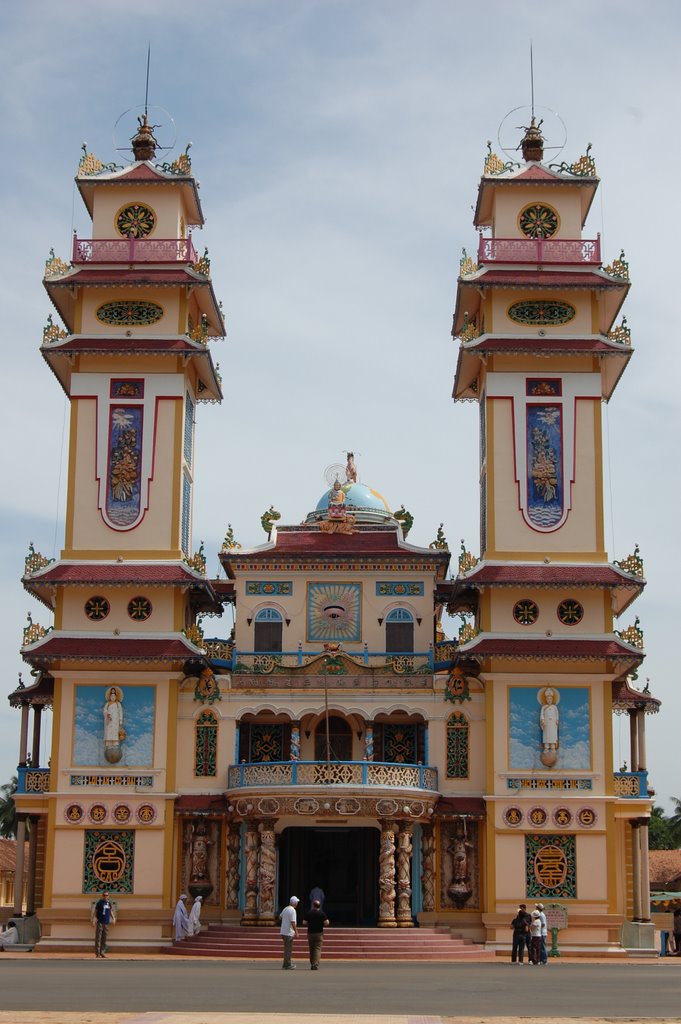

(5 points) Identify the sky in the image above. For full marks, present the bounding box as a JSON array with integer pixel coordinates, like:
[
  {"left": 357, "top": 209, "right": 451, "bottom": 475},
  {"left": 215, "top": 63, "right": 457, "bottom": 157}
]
[{"left": 0, "top": 0, "right": 679, "bottom": 813}]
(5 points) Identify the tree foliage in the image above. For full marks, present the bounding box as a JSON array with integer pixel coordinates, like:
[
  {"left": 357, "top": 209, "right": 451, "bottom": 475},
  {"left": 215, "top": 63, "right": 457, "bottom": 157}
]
[
  {"left": 0, "top": 777, "right": 17, "bottom": 839},
  {"left": 649, "top": 802, "right": 681, "bottom": 850}
]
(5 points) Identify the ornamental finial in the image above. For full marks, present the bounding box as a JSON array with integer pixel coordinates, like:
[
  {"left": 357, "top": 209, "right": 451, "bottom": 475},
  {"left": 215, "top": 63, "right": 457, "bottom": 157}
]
[
  {"left": 518, "top": 116, "right": 544, "bottom": 162},
  {"left": 131, "top": 113, "right": 159, "bottom": 161}
]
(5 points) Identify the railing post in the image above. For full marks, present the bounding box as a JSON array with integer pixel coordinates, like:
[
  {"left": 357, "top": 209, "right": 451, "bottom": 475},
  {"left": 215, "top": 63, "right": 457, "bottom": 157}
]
[
  {"left": 72, "top": 231, "right": 78, "bottom": 262},
  {"left": 428, "top": 644, "right": 433, "bottom": 670},
  {"left": 128, "top": 236, "right": 135, "bottom": 262},
  {"left": 596, "top": 233, "right": 601, "bottom": 263},
  {"left": 363, "top": 643, "right": 369, "bottom": 666}
]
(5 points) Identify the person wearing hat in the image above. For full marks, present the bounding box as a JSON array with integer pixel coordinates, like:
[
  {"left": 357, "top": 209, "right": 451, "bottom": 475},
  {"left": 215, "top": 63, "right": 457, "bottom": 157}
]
[
  {"left": 304, "top": 898, "right": 330, "bottom": 970},
  {"left": 279, "top": 896, "right": 299, "bottom": 969},
  {"left": 172, "top": 893, "right": 191, "bottom": 942},
  {"left": 535, "top": 903, "right": 548, "bottom": 964},
  {"left": 529, "top": 910, "right": 542, "bottom": 964}
]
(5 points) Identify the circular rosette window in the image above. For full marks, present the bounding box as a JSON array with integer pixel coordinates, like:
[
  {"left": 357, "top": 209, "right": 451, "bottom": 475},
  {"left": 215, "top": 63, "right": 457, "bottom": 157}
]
[
  {"left": 85, "top": 595, "right": 110, "bottom": 621},
  {"left": 513, "top": 599, "right": 539, "bottom": 625},
  {"left": 519, "top": 203, "right": 559, "bottom": 239},
  {"left": 128, "top": 596, "right": 152, "bottom": 621},
  {"left": 115, "top": 202, "right": 156, "bottom": 238},
  {"left": 557, "top": 598, "right": 584, "bottom": 626}
]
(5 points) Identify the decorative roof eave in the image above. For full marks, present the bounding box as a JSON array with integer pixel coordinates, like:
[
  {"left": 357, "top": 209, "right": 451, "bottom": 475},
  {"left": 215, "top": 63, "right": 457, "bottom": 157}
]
[
  {"left": 76, "top": 160, "right": 204, "bottom": 225},
  {"left": 20, "top": 633, "right": 205, "bottom": 669},
  {"left": 7, "top": 671, "right": 55, "bottom": 709},
  {"left": 611, "top": 677, "right": 661, "bottom": 714},
  {"left": 433, "top": 796, "right": 486, "bottom": 818},
  {"left": 454, "top": 560, "right": 645, "bottom": 616},
  {"left": 474, "top": 164, "right": 599, "bottom": 228},
  {"left": 455, "top": 633, "right": 644, "bottom": 675},
  {"left": 41, "top": 335, "right": 223, "bottom": 403},
  {"left": 23, "top": 560, "right": 223, "bottom": 611},
  {"left": 452, "top": 334, "right": 632, "bottom": 403}
]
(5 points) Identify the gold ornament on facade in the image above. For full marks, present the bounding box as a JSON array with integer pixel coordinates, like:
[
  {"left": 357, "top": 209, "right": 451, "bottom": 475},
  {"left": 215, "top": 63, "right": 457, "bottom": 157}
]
[
  {"left": 221, "top": 524, "right": 242, "bottom": 551},
  {"left": 459, "top": 248, "right": 478, "bottom": 278},
  {"left": 604, "top": 250, "right": 630, "bottom": 280},
  {"left": 184, "top": 623, "right": 205, "bottom": 648},
  {"left": 616, "top": 616, "right": 644, "bottom": 650},
  {"left": 43, "top": 314, "right": 67, "bottom": 345},
  {"left": 570, "top": 147, "right": 597, "bottom": 176},
  {"left": 24, "top": 541, "right": 54, "bottom": 575},
  {"left": 203, "top": 639, "right": 234, "bottom": 661},
  {"left": 429, "top": 524, "right": 448, "bottom": 550},
  {"left": 458, "top": 539, "right": 479, "bottom": 574},
  {"left": 25, "top": 770, "right": 51, "bottom": 793},
  {"left": 614, "top": 543, "right": 644, "bottom": 577},
  {"left": 261, "top": 505, "right": 282, "bottom": 536},
  {"left": 185, "top": 542, "right": 207, "bottom": 574},
  {"left": 614, "top": 773, "right": 640, "bottom": 797},
  {"left": 44, "top": 248, "right": 70, "bottom": 279},
  {"left": 458, "top": 313, "right": 480, "bottom": 343},
  {"left": 483, "top": 141, "right": 506, "bottom": 175},
  {"left": 22, "top": 612, "right": 49, "bottom": 646},
  {"left": 458, "top": 621, "right": 478, "bottom": 644},
  {"left": 607, "top": 317, "right": 631, "bottom": 346},
  {"left": 192, "top": 248, "right": 211, "bottom": 277},
  {"left": 188, "top": 315, "right": 209, "bottom": 344}
]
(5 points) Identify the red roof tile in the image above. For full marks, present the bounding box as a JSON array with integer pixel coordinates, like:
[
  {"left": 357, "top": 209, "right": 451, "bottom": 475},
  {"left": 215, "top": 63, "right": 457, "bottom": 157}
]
[
  {"left": 26, "top": 563, "right": 210, "bottom": 587},
  {"left": 43, "top": 338, "right": 205, "bottom": 355},
  {"left": 434, "top": 796, "right": 486, "bottom": 817},
  {"left": 612, "top": 677, "right": 661, "bottom": 711},
  {"left": 174, "top": 795, "right": 230, "bottom": 813},
  {"left": 466, "top": 269, "right": 627, "bottom": 289},
  {"left": 463, "top": 563, "right": 643, "bottom": 588},
  {"left": 461, "top": 636, "right": 642, "bottom": 661},
  {"left": 21, "top": 636, "right": 201, "bottom": 663},
  {"left": 649, "top": 851, "right": 681, "bottom": 888},
  {"left": 224, "top": 529, "right": 448, "bottom": 560},
  {"left": 465, "top": 338, "right": 630, "bottom": 355},
  {"left": 46, "top": 268, "right": 202, "bottom": 286}
]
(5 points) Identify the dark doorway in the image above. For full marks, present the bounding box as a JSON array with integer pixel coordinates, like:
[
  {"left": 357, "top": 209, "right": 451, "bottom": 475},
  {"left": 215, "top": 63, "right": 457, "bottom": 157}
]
[{"left": 278, "top": 827, "right": 379, "bottom": 926}]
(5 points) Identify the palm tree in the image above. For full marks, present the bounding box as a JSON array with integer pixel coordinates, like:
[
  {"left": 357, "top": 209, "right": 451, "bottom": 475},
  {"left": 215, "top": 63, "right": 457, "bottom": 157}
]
[
  {"left": 0, "top": 777, "right": 18, "bottom": 838},
  {"left": 668, "top": 797, "right": 681, "bottom": 847}
]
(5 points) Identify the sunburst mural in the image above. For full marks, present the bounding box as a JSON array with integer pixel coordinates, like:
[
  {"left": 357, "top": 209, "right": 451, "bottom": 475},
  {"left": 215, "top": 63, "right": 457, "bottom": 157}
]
[{"left": 307, "top": 582, "right": 361, "bottom": 642}]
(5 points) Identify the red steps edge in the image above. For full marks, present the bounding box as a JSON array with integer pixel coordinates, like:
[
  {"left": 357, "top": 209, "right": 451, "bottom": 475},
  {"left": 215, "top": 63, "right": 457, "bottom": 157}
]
[{"left": 164, "top": 925, "right": 494, "bottom": 961}]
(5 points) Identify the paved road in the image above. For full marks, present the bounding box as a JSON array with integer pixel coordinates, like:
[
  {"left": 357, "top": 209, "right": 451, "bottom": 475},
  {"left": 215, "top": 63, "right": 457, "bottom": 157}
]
[{"left": 1, "top": 959, "right": 680, "bottom": 1017}]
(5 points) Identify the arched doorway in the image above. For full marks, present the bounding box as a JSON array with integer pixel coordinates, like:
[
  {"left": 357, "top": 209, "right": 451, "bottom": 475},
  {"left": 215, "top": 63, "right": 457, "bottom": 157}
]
[
  {"left": 314, "top": 714, "right": 352, "bottom": 761},
  {"left": 278, "top": 827, "right": 379, "bottom": 926}
]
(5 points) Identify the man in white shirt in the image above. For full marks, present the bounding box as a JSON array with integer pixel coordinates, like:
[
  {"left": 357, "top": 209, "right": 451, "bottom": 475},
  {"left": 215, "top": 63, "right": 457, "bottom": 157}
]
[
  {"left": 0, "top": 921, "right": 19, "bottom": 948},
  {"left": 535, "top": 902, "right": 548, "bottom": 964},
  {"left": 279, "top": 896, "right": 299, "bottom": 969}
]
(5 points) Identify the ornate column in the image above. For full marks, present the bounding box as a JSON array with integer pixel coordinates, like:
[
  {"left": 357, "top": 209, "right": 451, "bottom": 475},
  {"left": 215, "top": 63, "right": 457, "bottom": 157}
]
[
  {"left": 396, "top": 821, "right": 414, "bottom": 926},
  {"left": 257, "top": 819, "right": 277, "bottom": 925},
  {"left": 639, "top": 817, "right": 651, "bottom": 922},
  {"left": 31, "top": 706, "right": 43, "bottom": 767},
  {"left": 241, "top": 820, "right": 260, "bottom": 925},
  {"left": 629, "top": 709, "right": 639, "bottom": 771},
  {"left": 225, "top": 823, "right": 241, "bottom": 910},
  {"left": 364, "top": 723, "right": 374, "bottom": 761},
  {"left": 290, "top": 723, "right": 300, "bottom": 761},
  {"left": 630, "top": 820, "right": 642, "bottom": 921},
  {"left": 636, "top": 709, "right": 647, "bottom": 772},
  {"left": 13, "top": 817, "right": 26, "bottom": 916},
  {"left": 26, "top": 817, "right": 38, "bottom": 914},
  {"left": 377, "top": 820, "right": 397, "bottom": 927},
  {"left": 18, "top": 703, "right": 30, "bottom": 766},
  {"left": 421, "top": 824, "right": 435, "bottom": 912}
]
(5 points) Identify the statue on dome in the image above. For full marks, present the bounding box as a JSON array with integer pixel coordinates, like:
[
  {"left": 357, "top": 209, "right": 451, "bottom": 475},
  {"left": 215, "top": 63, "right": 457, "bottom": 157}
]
[
  {"left": 345, "top": 452, "right": 358, "bottom": 483},
  {"left": 319, "top": 477, "right": 356, "bottom": 535}
]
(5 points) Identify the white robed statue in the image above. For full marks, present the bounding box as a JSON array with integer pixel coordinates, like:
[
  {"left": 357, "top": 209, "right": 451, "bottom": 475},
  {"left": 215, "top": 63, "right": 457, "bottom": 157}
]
[
  {"left": 539, "top": 686, "right": 560, "bottom": 767},
  {"left": 103, "top": 686, "right": 125, "bottom": 764}
]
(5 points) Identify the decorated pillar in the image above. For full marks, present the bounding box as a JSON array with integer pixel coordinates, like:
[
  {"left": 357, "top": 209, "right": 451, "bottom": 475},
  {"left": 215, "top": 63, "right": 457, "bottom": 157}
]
[
  {"left": 639, "top": 818, "right": 651, "bottom": 922},
  {"left": 629, "top": 710, "right": 639, "bottom": 771},
  {"left": 636, "top": 709, "right": 647, "bottom": 771},
  {"left": 31, "top": 706, "right": 42, "bottom": 767},
  {"left": 26, "top": 817, "right": 38, "bottom": 914},
  {"left": 631, "top": 820, "right": 642, "bottom": 921},
  {"left": 420, "top": 824, "right": 435, "bottom": 912},
  {"left": 242, "top": 820, "right": 260, "bottom": 924},
  {"left": 18, "top": 703, "right": 29, "bottom": 766},
  {"left": 257, "top": 819, "right": 277, "bottom": 925},
  {"left": 364, "top": 723, "right": 374, "bottom": 761},
  {"left": 13, "top": 817, "right": 26, "bottom": 916},
  {"left": 225, "top": 823, "right": 242, "bottom": 910},
  {"left": 290, "top": 723, "right": 300, "bottom": 761},
  {"left": 377, "top": 820, "right": 397, "bottom": 927},
  {"left": 395, "top": 822, "right": 414, "bottom": 926}
]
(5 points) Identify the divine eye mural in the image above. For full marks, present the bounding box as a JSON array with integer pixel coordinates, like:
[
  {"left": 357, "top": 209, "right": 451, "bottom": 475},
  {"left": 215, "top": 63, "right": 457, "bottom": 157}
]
[
  {"left": 106, "top": 406, "right": 143, "bottom": 527},
  {"left": 73, "top": 685, "right": 155, "bottom": 767},
  {"left": 508, "top": 686, "right": 591, "bottom": 772},
  {"left": 307, "top": 582, "right": 361, "bottom": 642},
  {"left": 526, "top": 404, "right": 563, "bottom": 528}
]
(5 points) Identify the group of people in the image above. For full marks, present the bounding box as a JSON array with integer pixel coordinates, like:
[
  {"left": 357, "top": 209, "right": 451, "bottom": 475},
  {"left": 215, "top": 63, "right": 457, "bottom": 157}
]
[
  {"left": 511, "top": 902, "right": 548, "bottom": 965},
  {"left": 172, "top": 893, "right": 203, "bottom": 941},
  {"left": 280, "top": 886, "right": 329, "bottom": 970}
]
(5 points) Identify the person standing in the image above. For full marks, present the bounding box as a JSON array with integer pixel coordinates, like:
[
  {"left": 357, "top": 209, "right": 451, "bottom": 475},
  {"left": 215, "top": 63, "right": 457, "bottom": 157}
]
[
  {"left": 510, "top": 906, "right": 529, "bottom": 963},
  {"left": 535, "top": 902, "right": 548, "bottom": 964},
  {"left": 92, "top": 890, "right": 116, "bottom": 958},
  {"left": 172, "top": 894, "right": 191, "bottom": 942},
  {"left": 305, "top": 898, "right": 329, "bottom": 970},
  {"left": 309, "top": 884, "right": 325, "bottom": 910},
  {"left": 529, "top": 910, "right": 542, "bottom": 965},
  {"left": 673, "top": 907, "right": 681, "bottom": 955},
  {"left": 189, "top": 895, "right": 203, "bottom": 935},
  {"left": 279, "top": 896, "right": 299, "bottom": 969}
]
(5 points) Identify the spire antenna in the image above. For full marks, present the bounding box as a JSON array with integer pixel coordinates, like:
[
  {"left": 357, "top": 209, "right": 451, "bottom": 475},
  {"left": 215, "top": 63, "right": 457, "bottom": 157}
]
[
  {"left": 530, "top": 41, "right": 535, "bottom": 121},
  {"left": 144, "top": 43, "right": 151, "bottom": 118}
]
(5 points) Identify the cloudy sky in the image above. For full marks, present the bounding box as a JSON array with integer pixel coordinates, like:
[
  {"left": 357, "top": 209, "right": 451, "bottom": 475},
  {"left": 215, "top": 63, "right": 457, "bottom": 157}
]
[{"left": 1, "top": 0, "right": 679, "bottom": 812}]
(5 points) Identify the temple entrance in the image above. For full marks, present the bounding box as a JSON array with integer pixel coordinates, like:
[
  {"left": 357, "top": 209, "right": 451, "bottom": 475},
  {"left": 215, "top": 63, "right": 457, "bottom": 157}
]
[{"left": 278, "top": 827, "right": 379, "bottom": 926}]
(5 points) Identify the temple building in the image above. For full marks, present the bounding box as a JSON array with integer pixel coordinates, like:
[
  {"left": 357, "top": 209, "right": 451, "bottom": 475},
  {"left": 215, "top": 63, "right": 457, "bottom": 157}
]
[{"left": 9, "top": 112, "right": 660, "bottom": 954}]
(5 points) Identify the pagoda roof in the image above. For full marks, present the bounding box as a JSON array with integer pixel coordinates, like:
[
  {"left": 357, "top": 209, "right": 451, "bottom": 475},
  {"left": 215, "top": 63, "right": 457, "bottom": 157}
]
[
  {"left": 456, "top": 633, "right": 643, "bottom": 676},
  {"left": 43, "top": 265, "right": 225, "bottom": 339},
  {"left": 20, "top": 633, "right": 204, "bottom": 668},
  {"left": 442, "top": 560, "right": 644, "bottom": 617},
  {"left": 453, "top": 334, "right": 632, "bottom": 403},
  {"left": 76, "top": 159, "right": 204, "bottom": 225},
  {"left": 611, "top": 677, "right": 661, "bottom": 714},
  {"left": 41, "top": 335, "right": 222, "bottom": 402},
  {"left": 221, "top": 526, "right": 450, "bottom": 578},
  {"left": 7, "top": 671, "right": 54, "bottom": 709},
  {"left": 474, "top": 159, "right": 599, "bottom": 227},
  {"left": 23, "top": 560, "right": 223, "bottom": 611}
]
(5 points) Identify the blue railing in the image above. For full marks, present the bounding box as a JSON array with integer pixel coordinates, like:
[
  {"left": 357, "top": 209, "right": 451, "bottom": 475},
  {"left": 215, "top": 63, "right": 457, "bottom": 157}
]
[
  {"left": 614, "top": 770, "right": 649, "bottom": 797},
  {"left": 16, "top": 766, "right": 51, "bottom": 794},
  {"left": 205, "top": 640, "right": 459, "bottom": 673},
  {"left": 227, "top": 759, "right": 438, "bottom": 791}
]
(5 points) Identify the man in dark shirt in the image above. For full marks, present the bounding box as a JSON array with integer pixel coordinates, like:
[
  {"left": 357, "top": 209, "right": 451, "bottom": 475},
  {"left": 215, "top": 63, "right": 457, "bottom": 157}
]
[
  {"left": 92, "top": 890, "right": 115, "bottom": 958},
  {"left": 304, "top": 898, "right": 329, "bottom": 970}
]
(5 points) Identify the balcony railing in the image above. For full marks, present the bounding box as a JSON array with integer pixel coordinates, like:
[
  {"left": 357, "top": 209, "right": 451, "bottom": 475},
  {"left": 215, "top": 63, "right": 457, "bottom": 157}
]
[
  {"left": 228, "top": 759, "right": 438, "bottom": 791},
  {"left": 205, "top": 641, "right": 459, "bottom": 674},
  {"left": 613, "top": 770, "right": 648, "bottom": 797},
  {"left": 477, "top": 236, "right": 601, "bottom": 265},
  {"left": 72, "top": 236, "right": 197, "bottom": 264},
  {"left": 16, "top": 766, "right": 51, "bottom": 794}
]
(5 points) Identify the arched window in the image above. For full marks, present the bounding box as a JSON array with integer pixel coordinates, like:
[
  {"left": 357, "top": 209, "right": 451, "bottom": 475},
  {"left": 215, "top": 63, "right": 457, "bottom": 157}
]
[
  {"left": 385, "top": 608, "right": 414, "bottom": 653},
  {"left": 195, "top": 710, "right": 218, "bottom": 777},
  {"left": 254, "top": 608, "right": 283, "bottom": 652},
  {"left": 315, "top": 715, "right": 352, "bottom": 762},
  {"left": 446, "top": 711, "right": 469, "bottom": 779}
]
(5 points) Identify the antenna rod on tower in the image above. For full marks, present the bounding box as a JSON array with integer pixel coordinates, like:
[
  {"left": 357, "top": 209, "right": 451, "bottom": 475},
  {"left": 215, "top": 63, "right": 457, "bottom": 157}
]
[
  {"left": 530, "top": 41, "right": 535, "bottom": 120},
  {"left": 144, "top": 43, "right": 151, "bottom": 117}
]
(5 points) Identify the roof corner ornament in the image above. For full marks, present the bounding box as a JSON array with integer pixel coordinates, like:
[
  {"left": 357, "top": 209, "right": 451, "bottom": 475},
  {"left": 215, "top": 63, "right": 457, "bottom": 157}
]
[
  {"left": 394, "top": 506, "right": 414, "bottom": 538},
  {"left": 261, "top": 505, "right": 281, "bottom": 537}
]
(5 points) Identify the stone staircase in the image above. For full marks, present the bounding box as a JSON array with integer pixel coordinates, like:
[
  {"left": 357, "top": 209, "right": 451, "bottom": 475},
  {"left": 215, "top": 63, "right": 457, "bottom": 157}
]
[{"left": 164, "top": 924, "right": 495, "bottom": 961}]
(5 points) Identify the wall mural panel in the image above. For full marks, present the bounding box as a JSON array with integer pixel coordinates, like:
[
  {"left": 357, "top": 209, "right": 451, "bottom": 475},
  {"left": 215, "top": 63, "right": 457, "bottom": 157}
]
[
  {"left": 307, "top": 582, "right": 362, "bottom": 642},
  {"left": 83, "top": 828, "right": 134, "bottom": 894},
  {"left": 525, "top": 833, "right": 576, "bottom": 899},
  {"left": 73, "top": 685, "right": 155, "bottom": 767},
  {"left": 106, "top": 405, "right": 143, "bottom": 527},
  {"left": 438, "top": 818, "right": 480, "bottom": 910},
  {"left": 508, "top": 686, "right": 591, "bottom": 772},
  {"left": 526, "top": 403, "right": 563, "bottom": 529}
]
